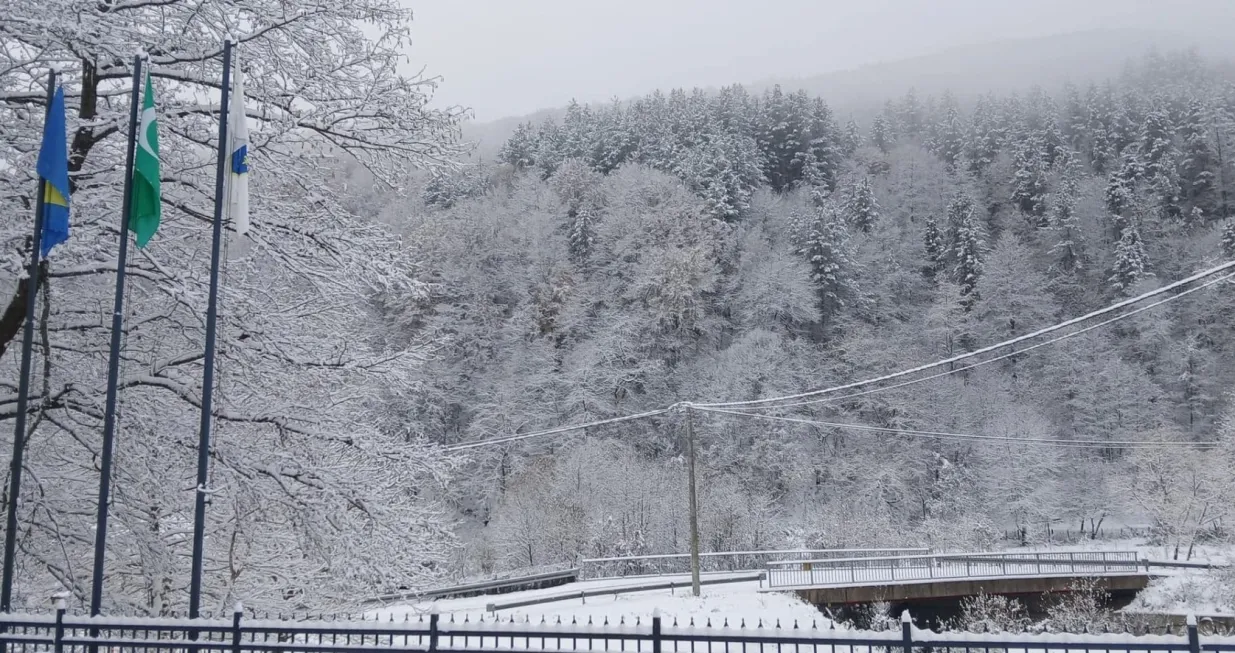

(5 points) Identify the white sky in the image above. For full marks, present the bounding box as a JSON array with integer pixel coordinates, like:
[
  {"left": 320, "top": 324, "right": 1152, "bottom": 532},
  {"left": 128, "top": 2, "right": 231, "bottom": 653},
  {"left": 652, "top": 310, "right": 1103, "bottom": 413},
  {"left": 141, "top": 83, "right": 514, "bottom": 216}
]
[{"left": 401, "top": 0, "right": 1235, "bottom": 121}]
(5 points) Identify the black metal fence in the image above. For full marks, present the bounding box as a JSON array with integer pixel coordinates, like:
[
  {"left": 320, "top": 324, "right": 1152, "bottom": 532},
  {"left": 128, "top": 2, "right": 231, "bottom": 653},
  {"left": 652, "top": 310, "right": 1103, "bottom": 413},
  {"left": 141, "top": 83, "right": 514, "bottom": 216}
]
[{"left": 2, "top": 607, "right": 1234, "bottom": 653}]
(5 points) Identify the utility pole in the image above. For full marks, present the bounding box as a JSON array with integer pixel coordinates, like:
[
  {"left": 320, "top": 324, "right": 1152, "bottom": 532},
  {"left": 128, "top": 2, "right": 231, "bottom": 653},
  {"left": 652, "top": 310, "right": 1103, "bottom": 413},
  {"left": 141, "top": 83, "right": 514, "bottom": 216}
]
[{"left": 683, "top": 403, "right": 701, "bottom": 597}]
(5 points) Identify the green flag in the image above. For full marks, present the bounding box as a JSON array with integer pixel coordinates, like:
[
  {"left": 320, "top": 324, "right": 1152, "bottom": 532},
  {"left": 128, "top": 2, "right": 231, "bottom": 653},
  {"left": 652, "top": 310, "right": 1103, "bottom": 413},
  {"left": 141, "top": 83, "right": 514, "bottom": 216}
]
[{"left": 130, "top": 72, "right": 160, "bottom": 247}]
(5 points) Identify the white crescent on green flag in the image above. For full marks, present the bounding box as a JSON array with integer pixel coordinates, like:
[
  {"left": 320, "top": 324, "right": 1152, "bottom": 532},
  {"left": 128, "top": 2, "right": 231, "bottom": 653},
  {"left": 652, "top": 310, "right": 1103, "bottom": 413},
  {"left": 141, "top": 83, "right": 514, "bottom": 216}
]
[
  {"left": 130, "top": 72, "right": 160, "bottom": 247},
  {"left": 228, "top": 51, "right": 250, "bottom": 235}
]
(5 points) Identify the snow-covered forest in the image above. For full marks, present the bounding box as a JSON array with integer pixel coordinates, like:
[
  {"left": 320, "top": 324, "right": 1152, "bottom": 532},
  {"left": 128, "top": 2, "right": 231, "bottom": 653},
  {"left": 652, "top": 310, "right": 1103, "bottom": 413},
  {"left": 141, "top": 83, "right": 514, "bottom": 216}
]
[
  {"left": 3, "top": 0, "right": 1235, "bottom": 620},
  {"left": 405, "top": 51, "right": 1235, "bottom": 580}
]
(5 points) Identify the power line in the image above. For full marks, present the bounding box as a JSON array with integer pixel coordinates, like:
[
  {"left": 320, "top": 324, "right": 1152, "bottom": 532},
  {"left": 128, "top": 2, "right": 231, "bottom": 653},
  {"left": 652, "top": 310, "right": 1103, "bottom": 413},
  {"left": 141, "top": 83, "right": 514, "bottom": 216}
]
[
  {"left": 444, "top": 408, "right": 671, "bottom": 451},
  {"left": 747, "top": 270, "right": 1235, "bottom": 410},
  {"left": 695, "top": 406, "right": 1218, "bottom": 450},
  {"left": 441, "top": 262, "right": 1235, "bottom": 453},
  {"left": 696, "top": 260, "right": 1235, "bottom": 409}
]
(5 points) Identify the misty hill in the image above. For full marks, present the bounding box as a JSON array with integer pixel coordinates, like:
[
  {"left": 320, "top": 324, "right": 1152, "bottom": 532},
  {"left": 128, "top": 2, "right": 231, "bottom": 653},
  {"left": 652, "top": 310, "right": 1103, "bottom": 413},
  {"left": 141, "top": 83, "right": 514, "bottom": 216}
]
[
  {"left": 756, "top": 28, "right": 1220, "bottom": 114},
  {"left": 462, "top": 28, "right": 1231, "bottom": 159}
]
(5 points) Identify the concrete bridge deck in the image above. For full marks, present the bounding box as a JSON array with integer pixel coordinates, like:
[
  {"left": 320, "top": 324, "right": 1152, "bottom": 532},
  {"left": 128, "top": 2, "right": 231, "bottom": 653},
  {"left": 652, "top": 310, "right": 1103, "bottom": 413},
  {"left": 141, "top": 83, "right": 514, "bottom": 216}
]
[{"left": 765, "top": 551, "right": 1150, "bottom": 606}]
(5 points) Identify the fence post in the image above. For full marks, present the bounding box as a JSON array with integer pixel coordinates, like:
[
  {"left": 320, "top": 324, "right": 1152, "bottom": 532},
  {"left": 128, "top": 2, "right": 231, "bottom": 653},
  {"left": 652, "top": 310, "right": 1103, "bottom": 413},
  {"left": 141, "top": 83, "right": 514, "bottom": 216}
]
[
  {"left": 652, "top": 609, "right": 662, "bottom": 653},
  {"left": 52, "top": 599, "right": 66, "bottom": 653},
  {"left": 1187, "top": 615, "right": 1200, "bottom": 653},
  {"left": 900, "top": 610, "right": 912, "bottom": 653},
  {"left": 231, "top": 602, "right": 243, "bottom": 653},
  {"left": 429, "top": 608, "right": 440, "bottom": 653}
]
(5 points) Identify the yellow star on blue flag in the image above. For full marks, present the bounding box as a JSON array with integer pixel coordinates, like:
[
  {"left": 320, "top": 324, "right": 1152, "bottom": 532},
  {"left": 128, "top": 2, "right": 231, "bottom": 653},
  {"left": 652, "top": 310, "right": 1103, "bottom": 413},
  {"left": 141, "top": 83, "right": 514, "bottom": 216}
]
[{"left": 36, "top": 85, "right": 70, "bottom": 257}]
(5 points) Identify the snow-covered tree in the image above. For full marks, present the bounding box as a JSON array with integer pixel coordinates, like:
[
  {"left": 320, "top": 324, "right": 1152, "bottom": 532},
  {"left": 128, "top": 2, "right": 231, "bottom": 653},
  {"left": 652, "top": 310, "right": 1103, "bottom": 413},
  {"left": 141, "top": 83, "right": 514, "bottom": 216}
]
[
  {"left": 923, "top": 216, "right": 945, "bottom": 280},
  {"left": 870, "top": 114, "right": 894, "bottom": 154},
  {"left": 947, "top": 193, "right": 984, "bottom": 309},
  {"left": 1223, "top": 218, "right": 1235, "bottom": 258},
  {"left": 842, "top": 119, "right": 862, "bottom": 156},
  {"left": 0, "top": 0, "right": 466, "bottom": 614},
  {"left": 498, "top": 122, "right": 539, "bottom": 170},
  {"left": 843, "top": 177, "right": 880, "bottom": 232},
  {"left": 797, "top": 200, "right": 859, "bottom": 321},
  {"left": 1178, "top": 98, "right": 1218, "bottom": 222},
  {"left": 1048, "top": 151, "right": 1086, "bottom": 273},
  {"left": 1110, "top": 219, "right": 1149, "bottom": 293},
  {"left": 1010, "top": 139, "right": 1049, "bottom": 223}
]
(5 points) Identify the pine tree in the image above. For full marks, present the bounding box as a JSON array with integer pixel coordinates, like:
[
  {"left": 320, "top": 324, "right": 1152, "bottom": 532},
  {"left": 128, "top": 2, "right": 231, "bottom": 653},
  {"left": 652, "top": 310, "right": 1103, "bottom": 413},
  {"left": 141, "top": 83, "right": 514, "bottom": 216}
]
[
  {"left": 843, "top": 177, "right": 880, "bottom": 232},
  {"left": 593, "top": 99, "right": 635, "bottom": 174},
  {"left": 1178, "top": 98, "right": 1218, "bottom": 222},
  {"left": 923, "top": 216, "right": 945, "bottom": 280},
  {"left": 936, "top": 105, "right": 967, "bottom": 170},
  {"left": 535, "top": 119, "right": 565, "bottom": 179},
  {"left": 967, "top": 94, "right": 1004, "bottom": 175},
  {"left": 898, "top": 88, "right": 925, "bottom": 137},
  {"left": 798, "top": 200, "right": 859, "bottom": 320},
  {"left": 1105, "top": 151, "right": 1141, "bottom": 217},
  {"left": 1010, "top": 139, "right": 1048, "bottom": 223},
  {"left": 757, "top": 85, "right": 806, "bottom": 191},
  {"left": 842, "top": 119, "right": 862, "bottom": 156},
  {"left": 1086, "top": 84, "right": 1114, "bottom": 174},
  {"left": 1049, "top": 151, "right": 1085, "bottom": 273},
  {"left": 1110, "top": 220, "right": 1148, "bottom": 294},
  {"left": 1062, "top": 83, "right": 1089, "bottom": 151},
  {"left": 560, "top": 99, "right": 595, "bottom": 162},
  {"left": 498, "top": 122, "right": 538, "bottom": 170},
  {"left": 1223, "top": 219, "right": 1235, "bottom": 258},
  {"left": 948, "top": 193, "right": 985, "bottom": 309},
  {"left": 1040, "top": 102, "right": 1065, "bottom": 167},
  {"left": 870, "top": 115, "right": 893, "bottom": 154}
]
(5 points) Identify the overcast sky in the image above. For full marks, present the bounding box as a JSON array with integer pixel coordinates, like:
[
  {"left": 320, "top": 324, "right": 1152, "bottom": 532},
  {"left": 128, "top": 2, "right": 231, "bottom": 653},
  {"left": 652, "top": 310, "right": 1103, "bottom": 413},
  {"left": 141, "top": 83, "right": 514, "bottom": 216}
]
[{"left": 402, "top": 0, "right": 1235, "bottom": 122}]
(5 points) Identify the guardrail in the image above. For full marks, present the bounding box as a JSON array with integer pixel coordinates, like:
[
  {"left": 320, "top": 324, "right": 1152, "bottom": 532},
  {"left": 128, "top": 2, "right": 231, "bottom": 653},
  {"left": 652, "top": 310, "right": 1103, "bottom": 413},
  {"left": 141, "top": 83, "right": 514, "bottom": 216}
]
[
  {"left": 580, "top": 548, "right": 929, "bottom": 579},
  {"left": 364, "top": 568, "right": 579, "bottom": 605},
  {"left": 483, "top": 571, "right": 765, "bottom": 612},
  {"left": 1, "top": 606, "right": 1229, "bottom": 653},
  {"left": 766, "top": 550, "right": 1143, "bottom": 588}
]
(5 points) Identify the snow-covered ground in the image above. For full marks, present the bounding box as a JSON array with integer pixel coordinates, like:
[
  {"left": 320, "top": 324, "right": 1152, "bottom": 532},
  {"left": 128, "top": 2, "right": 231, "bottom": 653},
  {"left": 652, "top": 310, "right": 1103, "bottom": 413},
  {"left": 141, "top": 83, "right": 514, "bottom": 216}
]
[
  {"left": 368, "top": 540, "right": 1235, "bottom": 626},
  {"left": 368, "top": 575, "right": 829, "bottom": 628}
]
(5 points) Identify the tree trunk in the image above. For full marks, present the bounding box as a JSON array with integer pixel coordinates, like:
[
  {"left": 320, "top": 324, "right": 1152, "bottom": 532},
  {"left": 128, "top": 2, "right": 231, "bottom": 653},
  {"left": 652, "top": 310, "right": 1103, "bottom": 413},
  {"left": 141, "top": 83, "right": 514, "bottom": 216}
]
[{"left": 0, "top": 256, "right": 47, "bottom": 363}]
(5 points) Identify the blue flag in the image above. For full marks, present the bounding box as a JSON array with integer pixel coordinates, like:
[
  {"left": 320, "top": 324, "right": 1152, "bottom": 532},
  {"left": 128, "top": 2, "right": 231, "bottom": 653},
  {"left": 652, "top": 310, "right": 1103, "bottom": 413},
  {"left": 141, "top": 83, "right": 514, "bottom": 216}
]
[{"left": 36, "top": 86, "right": 70, "bottom": 257}]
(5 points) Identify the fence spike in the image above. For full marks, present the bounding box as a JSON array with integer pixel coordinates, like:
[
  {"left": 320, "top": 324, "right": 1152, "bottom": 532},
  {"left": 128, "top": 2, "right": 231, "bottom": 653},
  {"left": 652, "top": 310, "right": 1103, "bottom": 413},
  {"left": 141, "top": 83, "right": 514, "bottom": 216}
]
[
  {"left": 758, "top": 619, "right": 763, "bottom": 629},
  {"left": 636, "top": 616, "right": 641, "bottom": 626},
  {"left": 812, "top": 620, "right": 817, "bottom": 630},
  {"left": 557, "top": 615, "right": 562, "bottom": 624},
  {"left": 689, "top": 617, "right": 694, "bottom": 627},
  {"left": 674, "top": 617, "right": 679, "bottom": 627},
  {"left": 588, "top": 616, "right": 593, "bottom": 625},
  {"left": 776, "top": 619, "right": 781, "bottom": 629},
  {"left": 541, "top": 615, "right": 546, "bottom": 624},
  {"left": 464, "top": 614, "right": 469, "bottom": 623},
  {"left": 724, "top": 618, "right": 729, "bottom": 628},
  {"left": 621, "top": 616, "right": 626, "bottom": 625},
  {"left": 707, "top": 619, "right": 712, "bottom": 628},
  {"left": 740, "top": 619, "right": 745, "bottom": 629},
  {"left": 604, "top": 617, "right": 609, "bottom": 626},
  {"left": 450, "top": 614, "right": 456, "bottom": 623},
  {"left": 572, "top": 616, "right": 577, "bottom": 625},
  {"left": 794, "top": 620, "right": 799, "bottom": 629}
]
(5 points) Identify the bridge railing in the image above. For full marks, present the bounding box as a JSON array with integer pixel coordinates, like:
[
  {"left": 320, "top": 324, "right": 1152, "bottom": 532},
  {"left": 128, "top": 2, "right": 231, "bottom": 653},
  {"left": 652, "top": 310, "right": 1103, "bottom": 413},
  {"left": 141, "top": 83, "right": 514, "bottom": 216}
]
[
  {"left": 580, "top": 548, "right": 928, "bottom": 579},
  {"left": 765, "top": 550, "right": 1143, "bottom": 588}
]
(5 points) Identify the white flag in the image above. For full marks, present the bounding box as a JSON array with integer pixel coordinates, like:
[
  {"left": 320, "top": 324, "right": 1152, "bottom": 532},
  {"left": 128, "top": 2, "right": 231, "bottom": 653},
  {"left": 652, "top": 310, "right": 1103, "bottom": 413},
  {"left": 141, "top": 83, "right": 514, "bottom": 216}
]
[{"left": 227, "top": 52, "right": 250, "bottom": 235}]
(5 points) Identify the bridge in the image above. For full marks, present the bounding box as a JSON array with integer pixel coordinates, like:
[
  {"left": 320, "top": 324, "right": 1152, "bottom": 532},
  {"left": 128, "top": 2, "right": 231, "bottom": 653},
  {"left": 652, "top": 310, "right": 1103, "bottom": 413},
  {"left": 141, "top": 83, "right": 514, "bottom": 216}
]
[{"left": 766, "top": 550, "right": 1150, "bottom": 606}]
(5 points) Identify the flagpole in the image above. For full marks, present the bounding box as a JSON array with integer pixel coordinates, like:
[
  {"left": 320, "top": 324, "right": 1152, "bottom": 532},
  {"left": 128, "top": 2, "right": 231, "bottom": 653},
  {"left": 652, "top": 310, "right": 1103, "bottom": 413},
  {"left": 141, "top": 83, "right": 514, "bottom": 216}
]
[
  {"left": 188, "top": 38, "right": 231, "bottom": 620},
  {"left": 1, "top": 69, "right": 58, "bottom": 614},
  {"left": 89, "top": 54, "right": 143, "bottom": 619}
]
